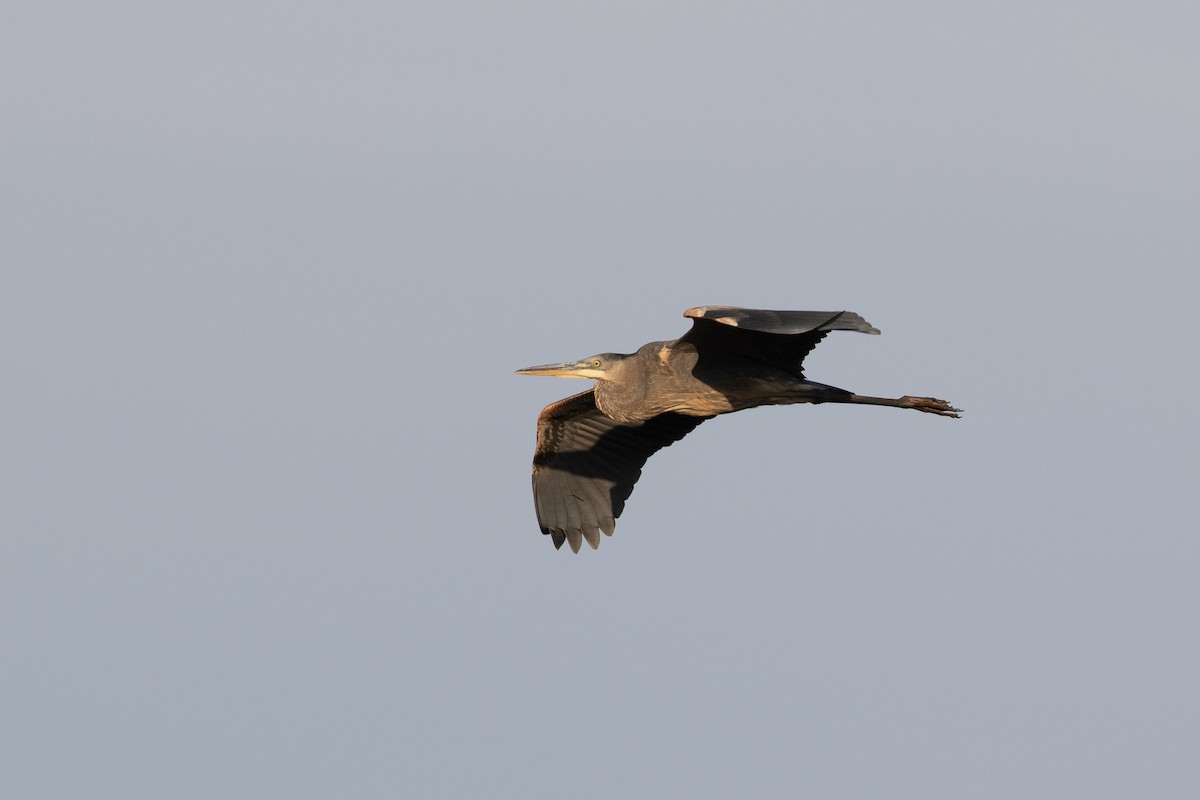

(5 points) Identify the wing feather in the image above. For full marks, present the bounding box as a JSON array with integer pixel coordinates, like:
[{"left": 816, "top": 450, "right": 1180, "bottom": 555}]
[
  {"left": 678, "top": 306, "right": 879, "bottom": 377},
  {"left": 682, "top": 306, "right": 880, "bottom": 335},
  {"left": 531, "top": 389, "right": 707, "bottom": 551}
]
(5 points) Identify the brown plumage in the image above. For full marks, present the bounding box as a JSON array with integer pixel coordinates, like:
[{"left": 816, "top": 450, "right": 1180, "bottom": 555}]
[{"left": 518, "top": 306, "right": 960, "bottom": 552}]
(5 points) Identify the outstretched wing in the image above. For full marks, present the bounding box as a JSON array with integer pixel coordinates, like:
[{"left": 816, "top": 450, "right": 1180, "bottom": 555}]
[
  {"left": 532, "top": 389, "right": 708, "bottom": 553},
  {"left": 677, "top": 306, "right": 880, "bottom": 377}
]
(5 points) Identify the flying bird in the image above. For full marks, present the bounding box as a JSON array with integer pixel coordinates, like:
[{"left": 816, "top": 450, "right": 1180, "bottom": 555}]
[{"left": 517, "top": 306, "right": 960, "bottom": 552}]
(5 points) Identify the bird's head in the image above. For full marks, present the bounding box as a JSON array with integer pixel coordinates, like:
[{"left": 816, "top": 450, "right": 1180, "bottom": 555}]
[{"left": 515, "top": 353, "right": 629, "bottom": 381}]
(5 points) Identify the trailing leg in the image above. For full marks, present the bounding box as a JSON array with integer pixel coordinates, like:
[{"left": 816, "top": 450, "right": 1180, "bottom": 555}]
[{"left": 840, "top": 393, "right": 962, "bottom": 418}]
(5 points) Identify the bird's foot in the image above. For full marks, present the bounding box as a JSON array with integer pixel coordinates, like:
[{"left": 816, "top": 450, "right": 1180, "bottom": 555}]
[{"left": 900, "top": 396, "right": 962, "bottom": 418}]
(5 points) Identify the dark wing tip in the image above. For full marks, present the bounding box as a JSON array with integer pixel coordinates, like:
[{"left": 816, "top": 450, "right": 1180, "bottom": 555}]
[
  {"left": 544, "top": 526, "right": 604, "bottom": 553},
  {"left": 582, "top": 526, "right": 601, "bottom": 550},
  {"left": 564, "top": 529, "right": 583, "bottom": 553}
]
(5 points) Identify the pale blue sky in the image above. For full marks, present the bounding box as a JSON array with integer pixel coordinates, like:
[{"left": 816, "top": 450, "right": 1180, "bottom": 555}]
[{"left": 3, "top": 2, "right": 1198, "bottom": 797}]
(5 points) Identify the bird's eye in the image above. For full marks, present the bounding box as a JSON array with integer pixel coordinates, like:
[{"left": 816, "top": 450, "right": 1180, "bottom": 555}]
[{"left": 591, "top": 359, "right": 602, "bottom": 368}]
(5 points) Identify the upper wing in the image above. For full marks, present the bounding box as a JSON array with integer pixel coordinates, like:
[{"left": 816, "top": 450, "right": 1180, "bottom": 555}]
[
  {"left": 677, "top": 306, "right": 880, "bottom": 377},
  {"left": 682, "top": 306, "right": 881, "bottom": 335},
  {"left": 532, "top": 389, "right": 708, "bottom": 553}
]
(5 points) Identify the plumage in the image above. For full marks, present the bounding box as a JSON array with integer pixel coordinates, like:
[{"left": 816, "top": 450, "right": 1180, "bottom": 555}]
[
  {"left": 518, "top": 306, "right": 960, "bottom": 552},
  {"left": 532, "top": 390, "right": 707, "bottom": 552}
]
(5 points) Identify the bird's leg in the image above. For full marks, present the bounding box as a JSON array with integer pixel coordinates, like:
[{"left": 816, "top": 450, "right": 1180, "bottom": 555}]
[{"left": 840, "top": 393, "right": 962, "bottom": 418}]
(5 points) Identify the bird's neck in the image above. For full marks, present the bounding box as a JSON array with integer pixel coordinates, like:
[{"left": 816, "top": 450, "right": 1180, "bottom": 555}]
[
  {"left": 592, "top": 344, "right": 705, "bottom": 422},
  {"left": 593, "top": 379, "right": 652, "bottom": 423}
]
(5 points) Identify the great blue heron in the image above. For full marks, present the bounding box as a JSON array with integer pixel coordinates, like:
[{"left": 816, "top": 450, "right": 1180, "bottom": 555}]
[{"left": 518, "top": 306, "right": 960, "bottom": 552}]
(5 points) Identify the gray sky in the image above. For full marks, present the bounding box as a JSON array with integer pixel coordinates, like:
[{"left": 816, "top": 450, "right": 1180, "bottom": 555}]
[{"left": 4, "top": 2, "right": 1198, "bottom": 797}]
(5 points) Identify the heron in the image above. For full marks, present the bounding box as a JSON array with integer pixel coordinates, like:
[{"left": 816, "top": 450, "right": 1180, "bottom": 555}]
[{"left": 517, "top": 306, "right": 960, "bottom": 553}]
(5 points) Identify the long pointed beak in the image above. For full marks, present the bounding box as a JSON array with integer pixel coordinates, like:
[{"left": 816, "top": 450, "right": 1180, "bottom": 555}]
[{"left": 515, "top": 360, "right": 591, "bottom": 378}]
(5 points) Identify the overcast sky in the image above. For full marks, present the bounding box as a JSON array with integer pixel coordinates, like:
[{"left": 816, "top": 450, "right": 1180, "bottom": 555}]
[{"left": 4, "top": 2, "right": 1199, "bottom": 798}]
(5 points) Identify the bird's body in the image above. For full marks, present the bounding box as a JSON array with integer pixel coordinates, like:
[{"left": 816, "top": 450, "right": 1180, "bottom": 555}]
[
  {"left": 592, "top": 340, "right": 832, "bottom": 421},
  {"left": 518, "top": 306, "right": 960, "bottom": 552}
]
